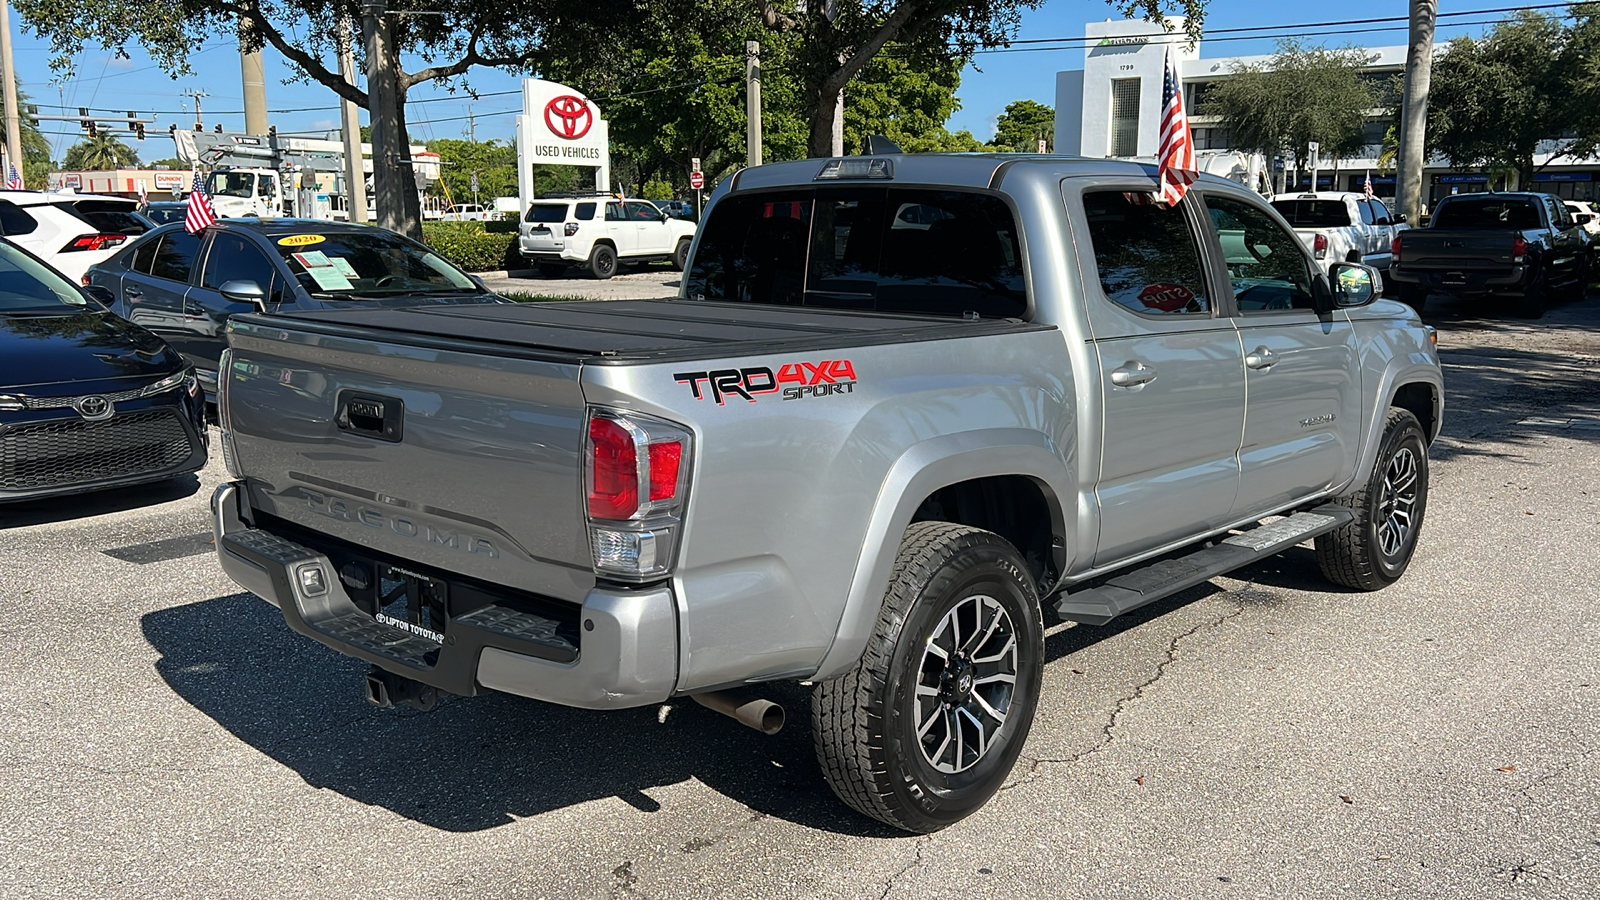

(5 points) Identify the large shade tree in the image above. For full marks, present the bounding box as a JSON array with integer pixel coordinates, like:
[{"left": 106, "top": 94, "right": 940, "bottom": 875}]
[{"left": 1426, "top": 8, "right": 1600, "bottom": 188}]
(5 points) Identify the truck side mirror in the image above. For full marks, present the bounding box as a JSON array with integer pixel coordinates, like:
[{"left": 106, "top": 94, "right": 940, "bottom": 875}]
[
  {"left": 1392, "top": 213, "right": 1407, "bottom": 224},
  {"left": 219, "top": 279, "right": 268, "bottom": 309},
  {"left": 1575, "top": 212, "right": 1596, "bottom": 226},
  {"left": 1329, "top": 262, "right": 1379, "bottom": 308}
]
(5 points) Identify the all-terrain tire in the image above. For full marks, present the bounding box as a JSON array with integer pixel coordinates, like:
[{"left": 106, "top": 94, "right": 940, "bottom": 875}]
[
  {"left": 1316, "top": 408, "right": 1429, "bottom": 591},
  {"left": 671, "top": 238, "right": 691, "bottom": 271},
  {"left": 537, "top": 263, "right": 567, "bottom": 278},
  {"left": 1515, "top": 272, "right": 1545, "bottom": 319},
  {"left": 588, "top": 244, "right": 617, "bottom": 280},
  {"left": 812, "top": 522, "right": 1043, "bottom": 834}
]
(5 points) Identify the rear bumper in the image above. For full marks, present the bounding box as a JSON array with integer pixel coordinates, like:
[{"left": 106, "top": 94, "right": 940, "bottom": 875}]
[
  {"left": 211, "top": 481, "right": 679, "bottom": 709},
  {"left": 1388, "top": 265, "right": 1526, "bottom": 292}
]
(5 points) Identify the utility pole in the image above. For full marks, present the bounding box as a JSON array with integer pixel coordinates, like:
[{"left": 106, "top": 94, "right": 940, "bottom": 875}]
[
  {"left": 184, "top": 89, "right": 209, "bottom": 131},
  {"left": 336, "top": 16, "right": 368, "bottom": 223},
  {"left": 745, "top": 41, "right": 762, "bottom": 167},
  {"left": 238, "top": 1, "right": 268, "bottom": 134},
  {"left": 1397, "top": 0, "right": 1437, "bottom": 224},
  {"left": 361, "top": 0, "right": 419, "bottom": 237},
  {"left": 0, "top": 0, "right": 25, "bottom": 181},
  {"left": 465, "top": 107, "right": 476, "bottom": 143}
]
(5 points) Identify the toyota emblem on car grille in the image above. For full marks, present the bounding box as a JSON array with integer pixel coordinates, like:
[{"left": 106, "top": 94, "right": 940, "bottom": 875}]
[{"left": 73, "top": 395, "right": 114, "bottom": 421}]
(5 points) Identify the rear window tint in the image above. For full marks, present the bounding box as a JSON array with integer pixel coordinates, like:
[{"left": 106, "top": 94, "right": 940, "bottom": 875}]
[
  {"left": 1269, "top": 200, "right": 1352, "bottom": 227},
  {"left": 575, "top": 202, "right": 596, "bottom": 220},
  {"left": 0, "top": 200, "right": 37, "bottom": 236},
  {"left": 1083, "top": 191, "right": 1211, "bottom": 315},
  {"left": 525, "top": 205, "right": 568, "bottom": 223},
  {"left": 687, "top": 187, "right": 1026, "bottom": 319},
  {"left": 150, "top": 231, "right": 202, "bottom": 282},
  {"left": 57, "top": 202, "right": 151, "bottom": 236},
  {"left": 1432, "top": 198, "right": 1541, "bottom": 229}
]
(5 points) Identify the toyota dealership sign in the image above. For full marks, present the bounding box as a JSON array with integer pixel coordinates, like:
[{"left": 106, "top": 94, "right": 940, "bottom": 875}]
[{"left": 517, "top": 78, "right": 611, "bottom": 207}]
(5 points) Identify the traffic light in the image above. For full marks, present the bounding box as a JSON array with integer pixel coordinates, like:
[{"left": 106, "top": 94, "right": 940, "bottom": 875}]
[
  {"left": 78, "top": 107, "right": 89, "bottom": 131},
  {"left": 87, "top": 120, "right": 97, "bottom": 137},
  {"left": 25, "top": 104, "right": 37, "bottom": 127},
  {"left": 135, "top": 123, "right": 145, "bottom": 141}
]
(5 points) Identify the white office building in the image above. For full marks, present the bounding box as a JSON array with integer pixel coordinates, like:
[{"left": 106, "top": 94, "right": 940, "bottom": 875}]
[{"left": 1055, "top": 18, "right": 1600, "bottom": 204}]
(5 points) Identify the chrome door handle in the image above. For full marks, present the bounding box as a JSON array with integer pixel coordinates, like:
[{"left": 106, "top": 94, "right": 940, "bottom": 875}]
[
  {"left": 125, "top": 287, "right": 143, "bottom": 298},
  {"left": 1245, "top": 346, "right": 1278, "bottom": 370},
  {"left": 1109, "top": 361, "right": 1157, "bottom": 387}
]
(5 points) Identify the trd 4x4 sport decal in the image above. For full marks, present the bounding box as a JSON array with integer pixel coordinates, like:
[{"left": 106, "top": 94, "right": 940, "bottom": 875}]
[{"left": 675, "top": 360, "right": 858, "bottom": 405}]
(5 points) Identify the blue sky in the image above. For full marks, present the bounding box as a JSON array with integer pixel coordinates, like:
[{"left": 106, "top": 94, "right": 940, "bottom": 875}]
[{"left": 7, "top": 2, "right": 1530, "bottom": 162}]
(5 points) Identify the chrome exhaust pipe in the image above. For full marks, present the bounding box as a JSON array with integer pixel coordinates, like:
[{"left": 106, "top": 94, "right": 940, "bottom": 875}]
[{"left": 691, "top": 690, "right": 785, "bottom": 735}]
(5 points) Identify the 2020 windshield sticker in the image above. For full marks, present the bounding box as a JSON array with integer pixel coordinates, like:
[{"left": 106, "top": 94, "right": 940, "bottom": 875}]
[{"left": 675, "top": 359, "right": 858, "bottom": 405}]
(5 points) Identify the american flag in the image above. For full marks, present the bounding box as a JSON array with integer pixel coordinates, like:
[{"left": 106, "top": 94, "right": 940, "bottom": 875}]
[
  {"left": 184, "top": 170, "right": 217, "bottom": 234},
  {"left": 1363, "top": 172, "right": 1374, "bottom": 200},
  {"left": 1157, "top": 49, "right": 1198, "bottom": 206},
  {"left": 4, "top": 161, "right": 21, "bottom": 190}
]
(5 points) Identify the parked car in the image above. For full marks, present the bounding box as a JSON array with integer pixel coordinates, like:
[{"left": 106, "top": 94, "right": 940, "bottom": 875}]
[
  {"left": 0, "top": 191, "right": 153, "bottom": 284},
  {"left": 1270, "top": 192, "right": 1407, "bottom": 279},
  {"left": 440, "top": 204, "right": 492, "bottom": 222},
  {"left": 211, "top": 151, "right": 1442, "bottom": 833},
  {"left": 658, "top": 199, "right": 696, "bottom": 220},
  {"left": 140, "top": 201, "right": 190, "bottom": 226},
  {"left": 1564, "top": 200, "right": 1600, "bottom": 237},
  {"left": 0, "top": 237, "right": 206, "bottom": 502},
  {"left": 519, "top": 195, "right": 697, "bottom": 278},
  {"left": 1389, "top": 191, "right": 1590, "bottom": 317},
  {"left": 86, "top": 219, "right": 511, "bottom": 399}
]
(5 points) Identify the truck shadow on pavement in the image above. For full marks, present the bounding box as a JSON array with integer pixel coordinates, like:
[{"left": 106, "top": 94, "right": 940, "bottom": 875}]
[
  {"left": 0, "top": 475, "right": 201, "bottom": 529},
  {"left": 142, "top": 592, "right": 902, "bottom": 836}
]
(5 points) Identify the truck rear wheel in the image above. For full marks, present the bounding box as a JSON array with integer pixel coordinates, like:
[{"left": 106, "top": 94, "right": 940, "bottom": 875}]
[
  {"left": 1515, "top": 273, "right": 1545, "bottom": 319},
  {"left": 671, "top": 238, "right": 691, "bottom": 271},
  {"left": 588, "top": 244, "right": 617, "bottom": 280},
  {"left": 1316, "top": 408, "right": 1429, "bottom": 591},
  {"left": 812, "top": 522, "right": 1043, "bottom": 833}
]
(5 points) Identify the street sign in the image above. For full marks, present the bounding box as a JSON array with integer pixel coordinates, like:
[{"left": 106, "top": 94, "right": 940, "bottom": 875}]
[
  {"left": 689, "top": 170, "right": 704, "bottom": 190},
  {"left": 470, "top": 173, "right": 480, "bottom": 193}
]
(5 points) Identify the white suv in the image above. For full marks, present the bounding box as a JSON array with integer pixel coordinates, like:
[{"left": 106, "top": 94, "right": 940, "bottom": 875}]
[
  {"left": 1269, "top": 192, "right": 1408, "bottom": 276},
  {"left": 519, "top": 196, "right": 698, "bottom": 279},
  {"left": 0, "top": 191, "right": 152, "bottom": 283}
]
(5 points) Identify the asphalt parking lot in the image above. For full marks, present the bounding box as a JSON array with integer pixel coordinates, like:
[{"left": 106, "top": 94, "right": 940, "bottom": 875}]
[{"left": 2, "top": 291, "right": 1597, "bottom": 899}]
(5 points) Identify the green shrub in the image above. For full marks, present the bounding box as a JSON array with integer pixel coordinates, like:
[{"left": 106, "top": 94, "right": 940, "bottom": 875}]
[{"left": 421, "top": 222, "right": 518, "bottom": 272}]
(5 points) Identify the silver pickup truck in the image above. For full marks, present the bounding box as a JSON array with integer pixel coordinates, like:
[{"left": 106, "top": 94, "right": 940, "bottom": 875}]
[{"left": 211, "top": 153, "right": 1443, "bottom": 833}]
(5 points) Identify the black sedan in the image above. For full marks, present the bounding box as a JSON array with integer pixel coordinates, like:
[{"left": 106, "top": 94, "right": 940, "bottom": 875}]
[
  {"left": 86, "top": 219, "right": 509, "bottom": 398},
  {"left": 0, "top": 240, "right": 207, "bottom": 503}
]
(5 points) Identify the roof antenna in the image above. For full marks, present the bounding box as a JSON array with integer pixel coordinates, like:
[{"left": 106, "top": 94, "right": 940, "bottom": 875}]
[{"left": 863, "top": 135, "right": 903, "bottom": 155}]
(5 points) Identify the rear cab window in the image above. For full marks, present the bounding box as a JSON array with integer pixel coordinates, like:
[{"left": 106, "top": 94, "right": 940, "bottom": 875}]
[
  {"left": 687, "top": 187, "right": 1027, "bottom": 319},
  {"left": 1432, "top": 197, "right": 1541, "bottom": 229},
  {"left": 1269, "top": 199, "right": 1352, "bottom": 228}
]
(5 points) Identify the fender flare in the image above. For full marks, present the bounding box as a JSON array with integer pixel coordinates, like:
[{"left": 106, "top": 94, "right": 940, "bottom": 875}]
[
  {"left": 1339, "top": 360, "right": 1444, "bottom": 495},
  {"left": 809, "top": 428, "right": 1074, "bottom": 681}
]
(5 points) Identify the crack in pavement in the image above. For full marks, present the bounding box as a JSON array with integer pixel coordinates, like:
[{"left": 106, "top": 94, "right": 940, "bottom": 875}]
[
  {"left": 878, "top": 836, "right": 930, "bottom": 900},
  {"left": 1004, "top": 597, "right": 1250, "bottom": 791}
]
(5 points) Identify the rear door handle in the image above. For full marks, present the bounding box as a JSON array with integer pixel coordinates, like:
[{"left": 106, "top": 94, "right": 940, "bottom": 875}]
[
  {"left": 1109, "top": 361, "right": 1157, "bottom": 387},
  {"left": 1245, "top": 346, "right": 1278, "bottom": 370},
  {"left": 125, "top": 287, "right": 143, "bottom": 299}
]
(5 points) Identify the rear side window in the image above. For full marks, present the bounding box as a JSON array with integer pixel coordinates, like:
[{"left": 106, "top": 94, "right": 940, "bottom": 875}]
[
  {"left": 130, "top": 235, "right": 160, "bottom": 274},
  {"left": 0, "top": 201, "right": 37, "bottom": 236},
  {"left": 149, "top": 231, "right": 202, "bottom": 283},
  {"left": 575, "top": 202, "right": 596, "bottom": 220},
  {"left": 524, "top": 205, "right": 568, "bottom": 223},
  {"left": 1269, "top": 199, "right": 1352, "bottom": 227},
  {"left": 1357, "top": 201, "right": 1377, "bottom": 225},
  {"left": 688, "top": 188, "right": 1026, "bottom": 319},
  {"left": 1081, "top": 191, "right": 1210, "bottom": 315},
  {"left": 1432, "top": 198, "right": 1541, "bottom": 229}
]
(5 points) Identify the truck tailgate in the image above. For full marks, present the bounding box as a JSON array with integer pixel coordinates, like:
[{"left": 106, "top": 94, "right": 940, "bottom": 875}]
[
  {"left": 1400, "top": 230, "right": 1519, "bottom": 273},
  {"left": 224, "top": 317, "right": 596, "bottom": 603},
  {"left": 224, "top": 300, "right": 1037, "bottom": 603}
]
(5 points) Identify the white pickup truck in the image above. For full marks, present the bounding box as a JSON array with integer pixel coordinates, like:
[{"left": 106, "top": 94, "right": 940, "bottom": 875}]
[{"left": 1271, "top": 192, "right": 1408, "bottom": 277}]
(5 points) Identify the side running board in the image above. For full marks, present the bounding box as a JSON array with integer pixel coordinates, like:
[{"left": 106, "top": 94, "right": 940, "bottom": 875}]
[{"left": 1053, "top": 507, "right": 1355, "bottom": 626}]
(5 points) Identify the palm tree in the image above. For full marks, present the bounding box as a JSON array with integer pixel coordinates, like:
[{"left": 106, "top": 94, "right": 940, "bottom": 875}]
[{"left": 63, "top": 132, "right": 139, "bottom": 170}]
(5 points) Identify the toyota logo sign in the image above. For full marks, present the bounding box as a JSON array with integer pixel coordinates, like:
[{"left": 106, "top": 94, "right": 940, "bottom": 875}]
[
  {"left": 73, "top": 395, "right": 114, "bottom": 421},
  {"left": 544, "top": 95, "right": 594, "bottom": 140}
]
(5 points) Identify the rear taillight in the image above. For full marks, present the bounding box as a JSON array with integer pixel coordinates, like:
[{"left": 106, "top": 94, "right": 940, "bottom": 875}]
[
  {"left": 584, "top": 408, "right": 692, "bottom": 580},
  {"left": 60, "top": 233, "right": 127, "bottom": 253},
  {"left": 1391, "top": 235, "right": 1402, "bottom": 265},
  {"left": 1313, "top": 233, "right": 1328, "bottom": 259},
  {"left": 565, "top": 222, "right": 580, "bottom": 236},
  {"left": 1512, "top": 236, "right": 1527, "bottom": 263}
]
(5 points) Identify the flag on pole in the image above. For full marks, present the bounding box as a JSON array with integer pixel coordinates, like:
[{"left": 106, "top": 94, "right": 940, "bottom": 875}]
[
  {"left": 4, "top": 160, "right": 22, "bottom": 190},
  {"left": 184, "top": 170, "right": 217, "bottom": 234},
  {"left": 1157, "top": 50, "right": 1198, "bottom": 206},
  {"left": 1363, "top": 171, "right": 1374, "bottom": 200}
]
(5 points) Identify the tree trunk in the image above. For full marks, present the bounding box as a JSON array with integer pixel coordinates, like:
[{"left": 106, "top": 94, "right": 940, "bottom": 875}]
[
  {"left": 391, "top": 88, "right": 423, "bottom": 240},
  {"left": 1397, "top": 0, "right": 1437, "bottom": 223},
  {"left": 808, "top": 82, "right": 842, "bottom": 158}
]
